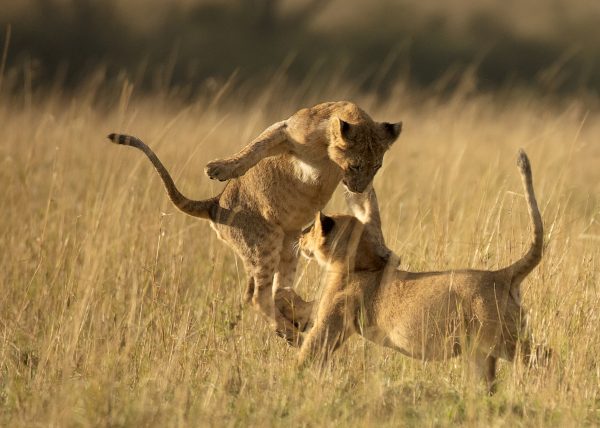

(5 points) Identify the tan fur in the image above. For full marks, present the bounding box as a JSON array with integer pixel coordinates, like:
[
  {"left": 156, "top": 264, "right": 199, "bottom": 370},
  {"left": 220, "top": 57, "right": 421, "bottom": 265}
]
[
  {"left": 107, "top": 101, "right": 401, "bottom": 344},
  {"left": 296, "top": 150, "right": 549, "bottom": 393}
]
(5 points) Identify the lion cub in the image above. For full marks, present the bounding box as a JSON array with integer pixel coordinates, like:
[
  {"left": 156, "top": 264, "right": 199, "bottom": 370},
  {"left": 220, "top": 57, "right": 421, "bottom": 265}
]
[
  {"left": 108, "top": 101, "right": 401, "bottom": 344},
  {"left": 297, "top": 150, "right": 547, "bottom": 393}
]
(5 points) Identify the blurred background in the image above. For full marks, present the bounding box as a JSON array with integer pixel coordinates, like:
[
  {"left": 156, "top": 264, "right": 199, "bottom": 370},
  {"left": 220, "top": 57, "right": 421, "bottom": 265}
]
[
  {"left": 2, "top": 0, "right": 600, "bottom": 97},
  {"left": 2, "top": 2, "right": 600, "bottom": 426}
]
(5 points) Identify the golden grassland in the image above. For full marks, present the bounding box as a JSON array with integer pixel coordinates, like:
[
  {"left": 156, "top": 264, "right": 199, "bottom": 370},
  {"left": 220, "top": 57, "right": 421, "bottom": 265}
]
[{"left": 1, "top": 78, "right": 599, "bottom": 426}]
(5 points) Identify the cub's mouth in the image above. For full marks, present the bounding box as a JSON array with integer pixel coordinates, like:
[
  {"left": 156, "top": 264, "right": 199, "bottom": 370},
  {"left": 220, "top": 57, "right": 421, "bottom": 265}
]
[
  {"left": 342, "top": 179, "right": 365, "bottom": 194},
  {"left": 300, "top": 248, "right": 313, "bottom": 259},
  {"left": 299, "top": 240, "right": 313, "bottom": 259}
]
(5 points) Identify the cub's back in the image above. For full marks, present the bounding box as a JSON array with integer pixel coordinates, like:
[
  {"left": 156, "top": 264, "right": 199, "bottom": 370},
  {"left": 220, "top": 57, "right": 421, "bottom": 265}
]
[
  {"left": 367, "top": 269, "right": 512, "bottom": 333},
  {"left": 286, "top": 101, "right": 373, "bottom": 144}
]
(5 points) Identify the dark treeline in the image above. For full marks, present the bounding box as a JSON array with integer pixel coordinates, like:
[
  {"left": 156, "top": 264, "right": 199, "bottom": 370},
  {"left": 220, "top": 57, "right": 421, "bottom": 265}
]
[{"left": 1, "top": 0, "right": 600, "bottom": 96}]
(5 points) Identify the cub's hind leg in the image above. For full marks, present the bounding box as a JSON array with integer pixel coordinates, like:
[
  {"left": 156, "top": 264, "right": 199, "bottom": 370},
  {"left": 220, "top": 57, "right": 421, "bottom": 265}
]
[
  {"left": 216, "top": 216, "right": 301, "bottom": 344},
  {"left": 251, "top": 263, "right": 302, "bottom": 346},
  {"left": 503, "top": 334, "right": 552, "bottom": 369},
  {"left": 274, "top": 234, "right": 314, "bottom": 333},
  {"left": 205, "top": 121, "right": 289, "bottom": 181},
  {"left": 472, "top": 351, "right": 498, "bottom": 395},
  {"left": 499, "top": 302, "right": 552, "bottom": 368},
  {"left": 245, "top": 228, "right": 302, "bottom": 345}
]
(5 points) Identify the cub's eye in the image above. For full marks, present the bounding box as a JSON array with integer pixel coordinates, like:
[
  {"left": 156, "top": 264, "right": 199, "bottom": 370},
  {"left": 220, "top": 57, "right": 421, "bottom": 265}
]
[
  {"left": 301, "top": 221, "right": 314, "bottom": 235},
  {"left": 348, "top": 164, "right": 361, "bottom": 172}
]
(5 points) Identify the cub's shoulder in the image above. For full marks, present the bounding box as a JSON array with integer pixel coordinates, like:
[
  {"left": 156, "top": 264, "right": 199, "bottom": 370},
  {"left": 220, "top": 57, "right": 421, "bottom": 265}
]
[
  {"left": 291, "top": 101, "right": 364, "bottom": 121},
  {"left": 286, "top": 101, "right": 369, "bottom": 139},
  {"left": 328, "top": 101, "right": 369, "bottom": 123}
]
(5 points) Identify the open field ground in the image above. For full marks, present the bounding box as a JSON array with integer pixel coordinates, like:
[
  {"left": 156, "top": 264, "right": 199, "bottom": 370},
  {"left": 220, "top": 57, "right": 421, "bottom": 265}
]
[{"left": 1, "top": 79, "right": 599, "bottom": 426}]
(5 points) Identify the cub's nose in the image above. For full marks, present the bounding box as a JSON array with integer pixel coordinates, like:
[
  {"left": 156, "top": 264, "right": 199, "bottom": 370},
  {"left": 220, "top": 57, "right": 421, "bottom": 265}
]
[{"left": 343, "top": 181, "right": 364, "bottom": 194}]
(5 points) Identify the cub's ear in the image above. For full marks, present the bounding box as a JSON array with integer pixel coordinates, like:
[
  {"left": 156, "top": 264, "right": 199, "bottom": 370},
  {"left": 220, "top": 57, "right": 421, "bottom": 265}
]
[
  {"left": 382, "top": 121, "right": 402, "bottom": 142},
  {"left": 334, "top": 117, "right": 354, "bottom": 142},
  {"left": 317, "top": 212, "right": 335, "bottom": 236}
]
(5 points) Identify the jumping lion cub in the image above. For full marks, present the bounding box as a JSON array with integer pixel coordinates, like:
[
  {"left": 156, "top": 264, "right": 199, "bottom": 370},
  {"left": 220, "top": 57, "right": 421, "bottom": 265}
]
[
  {"left": 108, "top": 101, "right": 401, "bottom": 344},
  {"left": 296, "top": 150, "right": 548, "bottom": 393}
]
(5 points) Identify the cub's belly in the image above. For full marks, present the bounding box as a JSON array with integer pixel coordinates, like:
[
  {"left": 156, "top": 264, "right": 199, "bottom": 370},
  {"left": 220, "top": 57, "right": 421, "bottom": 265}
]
[
  {"left": 276, "top": 200, "right": 327, "bottom": 230},
  {"left": 262, "top": 180, "right": 339, "bottom": 231},
  {"left": 361, "top": 323, "right": 461, "bottom": 361},
  {"left": 360, "top": 326, "right": 422, "bottom": 357}
]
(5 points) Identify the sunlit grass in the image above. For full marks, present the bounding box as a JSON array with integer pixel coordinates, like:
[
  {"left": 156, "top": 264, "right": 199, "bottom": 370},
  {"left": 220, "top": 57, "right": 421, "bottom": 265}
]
[{"left": 0, "top": 76, "right": 599, "bottom": 426}]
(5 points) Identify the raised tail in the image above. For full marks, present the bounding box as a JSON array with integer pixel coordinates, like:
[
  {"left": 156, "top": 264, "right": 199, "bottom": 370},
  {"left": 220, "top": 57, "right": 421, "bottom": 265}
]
[
  {"left": 503, "top": 149, "right": 543, "bottom": 285},
  {"left": 107, "top": 133, "right": 217, "bottom": 220}
]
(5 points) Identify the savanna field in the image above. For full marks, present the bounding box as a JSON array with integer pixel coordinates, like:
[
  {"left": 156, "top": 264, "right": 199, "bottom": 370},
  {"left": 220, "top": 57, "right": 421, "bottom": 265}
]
[{"left": 1, "top": 76, "right": 600, "bottom": 426}]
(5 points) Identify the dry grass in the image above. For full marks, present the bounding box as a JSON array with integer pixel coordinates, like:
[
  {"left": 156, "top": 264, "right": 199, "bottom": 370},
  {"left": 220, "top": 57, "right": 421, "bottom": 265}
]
[{"left": 1, "top": 78, "right": 599, "bottom": 427}]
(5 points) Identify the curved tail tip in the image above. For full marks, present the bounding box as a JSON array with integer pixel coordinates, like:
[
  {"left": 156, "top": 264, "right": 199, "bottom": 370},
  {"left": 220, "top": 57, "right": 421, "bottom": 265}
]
[
  {"left": 107, "top": 133, "right": 134, "bottom": 145},
  {"left": 517, "top": 149, "right": 531, "bottom": 173}
]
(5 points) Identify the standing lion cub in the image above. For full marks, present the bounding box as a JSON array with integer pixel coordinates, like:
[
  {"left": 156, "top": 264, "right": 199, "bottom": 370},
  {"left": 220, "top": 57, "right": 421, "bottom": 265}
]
[
  {"left": 296, "top": 150, "right": 549, "bottom": 393},
  {"left": 108, "top": 101, "right": 401, "bottom": 344}
]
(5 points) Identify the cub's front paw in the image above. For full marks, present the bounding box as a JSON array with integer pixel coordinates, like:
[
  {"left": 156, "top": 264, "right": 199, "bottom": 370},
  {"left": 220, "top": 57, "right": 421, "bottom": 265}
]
[
  {"left": 275, "top": 288, "right": 315, "bottom": 332},
  {"left": 205, "top": 159, "right": 244, "bottom": 181},
  {"left": 275, "top": 323, "right": 304, "bottom": 348}
]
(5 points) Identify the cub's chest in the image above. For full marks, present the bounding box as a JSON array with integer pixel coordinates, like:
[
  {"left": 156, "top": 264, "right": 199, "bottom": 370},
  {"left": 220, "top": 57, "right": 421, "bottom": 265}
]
[{"left": 292, "top": 158, "right": 322, "bottom": 183}]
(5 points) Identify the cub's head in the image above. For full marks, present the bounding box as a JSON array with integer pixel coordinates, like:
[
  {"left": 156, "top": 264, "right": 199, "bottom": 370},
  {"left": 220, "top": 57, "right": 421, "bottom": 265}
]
[
  {"left": 299, "top": 212, "right": 390, "bottom": 271},
  {"left": 328, "top": 117, "right": 401, "bottom": 193}
]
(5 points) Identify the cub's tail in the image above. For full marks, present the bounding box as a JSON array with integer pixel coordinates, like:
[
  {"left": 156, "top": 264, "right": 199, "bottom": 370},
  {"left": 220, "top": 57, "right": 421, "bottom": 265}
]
[
  {"left": 503, "top": 149, "right": 543, "bottom": 285},
  {"left": 108, "top": 133, "right": 218, "bottom": 220}
]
